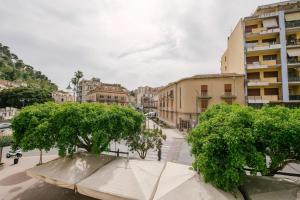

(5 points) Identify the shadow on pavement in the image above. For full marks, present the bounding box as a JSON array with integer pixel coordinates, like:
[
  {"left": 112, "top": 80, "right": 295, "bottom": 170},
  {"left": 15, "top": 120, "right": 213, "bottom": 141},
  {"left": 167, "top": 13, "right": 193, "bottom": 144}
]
[
  {"left": 10, "top": 182, "right": 96, "bottom": 200},
  {"left": 0, "top": 172, "right": 31, "bottom": 186}
]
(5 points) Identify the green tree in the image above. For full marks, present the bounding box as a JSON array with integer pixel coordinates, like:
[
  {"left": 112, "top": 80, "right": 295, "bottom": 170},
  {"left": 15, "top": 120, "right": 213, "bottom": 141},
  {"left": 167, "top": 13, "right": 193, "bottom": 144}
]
[
  {"left": 12, "top": 102, "right": 58, "bottom": 164},
  {"left": 0, "top": 135, "right": 13, "bottom": 164},
  {"left": 70, "top": 70, "right": 83, "bottom": 102},
  {"left": 127, "top": 123, "right": 166, "bottom": 159},
  {"left": 0, "top": 87, "right": 53, "bottom": 109},
  {"left": 253, "top": 106, "right": 300, "bottom": 175},
  {"left": 52, "top": 103, "right": 143, "bottom": 156}
]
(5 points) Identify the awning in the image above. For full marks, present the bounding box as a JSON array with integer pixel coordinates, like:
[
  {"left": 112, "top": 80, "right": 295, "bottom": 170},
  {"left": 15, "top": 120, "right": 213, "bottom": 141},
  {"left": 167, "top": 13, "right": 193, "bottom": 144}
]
[
  {"left": 287, "top": 48, "right": 300, "bottom": 57},
  {"left": 77, "top": 158, "right": 165, "bottom": 200},
  {"left": 285, "top": 12, "right": 300, "bottom": 21},
  {"left": 262, "top": 18, "right": 278, "bottom": 28},
  {"left": 26, "top": 153, "right": 115, "bottom": 190}
]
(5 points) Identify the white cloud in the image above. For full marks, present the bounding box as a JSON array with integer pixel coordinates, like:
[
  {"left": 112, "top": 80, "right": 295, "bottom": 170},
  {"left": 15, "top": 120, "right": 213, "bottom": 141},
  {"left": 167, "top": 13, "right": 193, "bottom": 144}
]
[{"left": 0, "top": 0, "right": 279, "bottom": 90}]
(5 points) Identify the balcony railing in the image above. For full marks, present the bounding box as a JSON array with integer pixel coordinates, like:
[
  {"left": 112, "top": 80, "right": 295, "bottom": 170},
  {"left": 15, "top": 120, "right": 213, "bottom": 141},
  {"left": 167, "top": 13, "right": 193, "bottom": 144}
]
[
  {"left": 287, "top": 39, "right": 300, "bottom": 46},
  {"left": 246, "top": 42, "right": 281, "bottom": 52},
  {"left": 198, "top": 92, "right": 211, "bottom": 99},
  {"left": 288, "top": 76, "right": 300, "bottom": 82},
  {"left": 221, "top": 92, "right": 236, "bottom": 99},
  {"left": 290, "top": 95, "right": 300, "bottom": 100},
  {"left": 246, "top": 60, "right": 281, "bottom": 69},
  {"left": 287, "top": 57, "right": 300, "bottom": 64},
  {"left": 286, "top": 20, "right": 300, "bottom": 28}
]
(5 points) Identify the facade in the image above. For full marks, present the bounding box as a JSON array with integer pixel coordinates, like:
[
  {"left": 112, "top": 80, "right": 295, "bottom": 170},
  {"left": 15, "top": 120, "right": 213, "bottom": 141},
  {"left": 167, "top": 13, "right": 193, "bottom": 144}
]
[
  {"left": 86, "top": 83, "right": 129, "bottom": 106},
  {"left": 221, "top": 0, "right": 300, "bottom": 106},
  {"left": 78, "top": 78, "right": 102, "bottom": 102},
  {"left": 0, "top": 79, "right": 27, "bottom": 91},
  {"left": 52, "top": 90, "right": 74, "bottom": 103},
  {"left": 0, "top": 107, "right": 18, "bottom": 121},
  {"left": 135, "top": 86, "right": 161, "bottom": 110},
  {"left": 158, "top": 74, "right": 245, "bottom": 130}
]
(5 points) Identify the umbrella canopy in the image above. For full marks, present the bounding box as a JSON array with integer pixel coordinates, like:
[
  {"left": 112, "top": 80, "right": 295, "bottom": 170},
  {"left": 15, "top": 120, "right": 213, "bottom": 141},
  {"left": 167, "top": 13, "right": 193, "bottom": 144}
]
[
  {"left": 26, "top": 153, "right": 115, "bottom": 190},
  {"left": 77, "top": 158, "right": 165, "bottom": 200},
  {"left": 153, "top": 162, "right": 241, "bottom": 200}
]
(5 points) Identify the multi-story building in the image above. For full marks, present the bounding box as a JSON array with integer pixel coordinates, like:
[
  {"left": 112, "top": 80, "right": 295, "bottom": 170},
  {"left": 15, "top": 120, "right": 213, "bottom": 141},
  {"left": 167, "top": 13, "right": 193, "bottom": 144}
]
[
  {"left": 86, "top": 83, "right": 129, "bottom": 106},
  {"left": 0, "top": 80, "right": 27, "bottom": 91},
  {"left": 0, "top": 107, "right": 18, "bottom": 121},
  {"left": 78, "top": 78, "right": 102, "bottom": 102},
  {"left": 158, "top": 74, "right": 245, "bottom": 130},
  {"left": 52, "top": 90, "right": 74, "bottom": 103},
  {"left": 221, "top": 0, "right": 300, "bottom": 106},
  {"left": 135, "top": 86, "right": 161, "bottom": 111}
]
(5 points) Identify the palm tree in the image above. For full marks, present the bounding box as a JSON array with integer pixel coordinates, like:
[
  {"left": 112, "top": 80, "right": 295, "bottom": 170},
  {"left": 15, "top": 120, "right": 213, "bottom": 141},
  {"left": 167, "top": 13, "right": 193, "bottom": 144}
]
[{"left": 70, "top": 70, "right": 83, "bottom": 102}]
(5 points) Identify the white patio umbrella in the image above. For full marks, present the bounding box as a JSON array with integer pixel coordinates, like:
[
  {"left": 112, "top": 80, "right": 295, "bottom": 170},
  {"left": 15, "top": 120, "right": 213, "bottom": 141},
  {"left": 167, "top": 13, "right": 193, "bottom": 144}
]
[
  {"left": 153, "top": 162, "right": 242, "bottom": 200},
  {"left": 76, "top": 158, "right": 165, "bottom": 200},
  {"left": 26, "top": 153, "right": 115, "bottom": 190}
]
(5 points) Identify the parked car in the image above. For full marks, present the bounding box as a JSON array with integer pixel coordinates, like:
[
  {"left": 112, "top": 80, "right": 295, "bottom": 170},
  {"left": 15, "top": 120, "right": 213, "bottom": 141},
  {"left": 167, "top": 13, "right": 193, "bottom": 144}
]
[
  {"left": 6, "top": 149, "right": 22, "bottom": 158},
  {"left": 0, "top": 123, "right": 11, "bottom": 129},
  {"left": 145, "top": 112, "right": 156, "bottom": 118}
]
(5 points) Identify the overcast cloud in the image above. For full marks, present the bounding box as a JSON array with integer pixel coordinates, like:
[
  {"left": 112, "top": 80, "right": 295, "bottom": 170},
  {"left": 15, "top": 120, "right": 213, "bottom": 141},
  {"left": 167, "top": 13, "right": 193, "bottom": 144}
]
[{"left": 0, "top": 0, "right": 278, "bottom": 90}]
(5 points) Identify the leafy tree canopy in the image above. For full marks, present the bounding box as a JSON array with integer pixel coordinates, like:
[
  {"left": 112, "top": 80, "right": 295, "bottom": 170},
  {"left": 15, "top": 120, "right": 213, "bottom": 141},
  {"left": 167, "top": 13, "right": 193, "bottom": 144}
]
[
  {"left": 12, "top": 102, "right": 144, "bottom": 158},
  {"left": 188, "top": 104, "right": 300, "bottom": 191},
  {"left": 126, "top": 123, "right": 166, "bottom": 159},
  {"left": 0, "top": 87, "right": 54, "bottom": 108},
  {"left": 0, "top": 43, "right": 57, "bottom": 91}
]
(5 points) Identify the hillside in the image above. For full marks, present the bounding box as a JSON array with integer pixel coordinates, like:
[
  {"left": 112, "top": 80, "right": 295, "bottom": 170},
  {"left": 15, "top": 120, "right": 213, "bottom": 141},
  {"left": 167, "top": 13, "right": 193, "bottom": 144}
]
[{"left": 0, "top": 43, "right": 57, "bottom": 91}]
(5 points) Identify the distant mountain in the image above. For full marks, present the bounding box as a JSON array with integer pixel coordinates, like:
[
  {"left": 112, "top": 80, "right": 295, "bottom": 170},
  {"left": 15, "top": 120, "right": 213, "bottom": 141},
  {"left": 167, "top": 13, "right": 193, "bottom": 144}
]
[{"left": 0, "top": 43, "right": 57, "bottom": 91}]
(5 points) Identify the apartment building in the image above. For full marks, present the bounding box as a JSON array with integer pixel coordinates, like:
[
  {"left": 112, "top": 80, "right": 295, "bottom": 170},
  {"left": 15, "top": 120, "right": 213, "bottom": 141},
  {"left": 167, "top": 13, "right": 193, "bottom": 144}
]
[
  {"left": 78, "top": 78, "right": 102, "bottom": 102},
  {"left": 86, "top": 83, "right": 129, "bottom": 106},
  {"left": 52, "top": 90, "right": 74, "bottom": 103},
  {"left": 0, "top": 79, "right": 27, "bottom": 91},
  {"left": 221, "top": 0, "right": 300, "bottom": 106},
  {"left": 135, "top": 86, "right": 161, "bottom": 110},
  {"left": 158, "top": 74, "right": 245, "bottom": 130}
]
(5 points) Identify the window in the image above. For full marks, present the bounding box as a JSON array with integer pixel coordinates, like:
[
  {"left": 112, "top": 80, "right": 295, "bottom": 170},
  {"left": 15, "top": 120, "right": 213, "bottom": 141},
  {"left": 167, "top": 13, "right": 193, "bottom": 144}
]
[
  {"left": 114, "top": 96, "right": 118, "bottom": 99},
  {"left": 225, "top": 99, "right": 233, "bottom": 105},
  {"left": 200, "top": 100, "right": 208, "bottom": 112},
  {"left": 248, "top": 89, "right": 261, "bottom": 96},
  {"left": 246, "top": 56, "right": 259, "bottom": 64},
  {"left": 264, "top": 88, "right": 279, "bottom": 95},
  {"left": 262, "top": 38, "right": 277, "bottom": 44},
  {"left": 264, "top": 71, "right": 278, "bottom": 78},
  {"left": 107, "top": 95, "right": 111, "bottom": 99},
  {"left": 201, "top": 85, "right": 208, "bottom": 92},
  {"left": 263, "top": 54, "right": 277, "bottom": 61},
  {"left": 179, "top": 87, "right": 182, "bottom": 108},
  {"left": 245, "top": 24, "right": 258, "bottom": 33},
  {"left": 100, "top": 95, "right": 104, "bottom": 98},
  {"left": 247, "top": 72, "right": 260, "bottom": 80},
  {"left": 224, "top": 84, "right": 232, "bottom": 93}
]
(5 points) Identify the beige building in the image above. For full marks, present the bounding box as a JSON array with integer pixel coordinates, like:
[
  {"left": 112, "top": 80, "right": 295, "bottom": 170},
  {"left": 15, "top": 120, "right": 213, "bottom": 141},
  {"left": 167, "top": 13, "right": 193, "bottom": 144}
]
[
  {"left": 135, "top": 86, "right": 161, "bottom": 110},
  {"left": 158, "top": 74, "right": 245, "bottom": 130},
  {"left": 0, "top": 107, "right": 18, "bottom": 121},
  {"left": 78, "top": 78, "right": 102, "bottom": 102},
  {"left": 52, "top": 90, "right": 74, "bottom": 103},
  {"left": 222, "top": 0, "right": 300, "bottom": 106},
  {"left": 0, "top": 80, "right": 26, "bottom": 91},
  {"left": 86, "top": 83, "right": 129, "bottom": 106}
]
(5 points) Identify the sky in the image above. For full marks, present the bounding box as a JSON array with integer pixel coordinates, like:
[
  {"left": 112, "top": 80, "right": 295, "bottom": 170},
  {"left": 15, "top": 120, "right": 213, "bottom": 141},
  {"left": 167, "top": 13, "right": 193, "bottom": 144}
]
[{"left": 0, "top": 0, "right": 279, "bottom": 90}]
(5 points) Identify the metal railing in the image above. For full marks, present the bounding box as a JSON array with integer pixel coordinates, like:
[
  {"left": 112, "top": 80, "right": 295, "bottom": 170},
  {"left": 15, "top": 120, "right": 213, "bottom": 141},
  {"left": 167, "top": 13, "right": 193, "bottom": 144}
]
[
  {"left": 286, "top": 20, "right": 300, "bottom": 28},
  {"left": 287, "top": 39, "right": 300, "bottom": 46},
  {"left": 287, "top": 57, "right": 300, "bottom": 64},
  {"left": 290, "top": 95, "right": 300, "bottom": 100},
  {"left": 288, "top": 76, "right": 300, "bottom": 82}
]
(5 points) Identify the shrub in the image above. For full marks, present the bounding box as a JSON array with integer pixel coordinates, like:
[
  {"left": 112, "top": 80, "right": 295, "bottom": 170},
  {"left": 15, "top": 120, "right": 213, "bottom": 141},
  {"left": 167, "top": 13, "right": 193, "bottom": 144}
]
[{"left": 187, "top": 104, "right": 300, "bottom": 191}]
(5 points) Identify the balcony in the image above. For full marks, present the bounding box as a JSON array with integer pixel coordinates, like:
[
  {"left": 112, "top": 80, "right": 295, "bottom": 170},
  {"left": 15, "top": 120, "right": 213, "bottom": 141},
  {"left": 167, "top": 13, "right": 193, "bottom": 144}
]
[
  {"left": 247, "top": 77, "right": 280, "bottom": 86},
  {"left": 288, "top": 76, "right": 300, "bottom": 82},
  {"left": 290, "top": 95, "right": 300, "bottom": 100},
  {"left": 287, "top": 39, "right": 300, "bottom": 47},
  {"left": 248, "top": 95, "right": 279, "bottom": 103},
  {"left": 286, "top": 20, "right": 300, "bottom": 29},
  {"left": 246, "top": 42, "right": 281, "bottom": 52},
  {"left": 246, "top": 60, "right": 280, "bottom": 69},
  {"left": 221, "top": 92, "right": 237, "bottom": 99},
  {"left": 197, "top": 92, "right": 211, "bottom": 99},
  {"left": 246, "top": 27, "right": 280, "bottom": 37}
]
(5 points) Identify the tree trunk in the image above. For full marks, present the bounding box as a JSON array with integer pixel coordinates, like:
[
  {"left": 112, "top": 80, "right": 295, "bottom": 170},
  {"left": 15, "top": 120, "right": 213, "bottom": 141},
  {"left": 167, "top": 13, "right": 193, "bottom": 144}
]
[
  {"left": 0, "top": 147, "right": 3, "bottom": 164},
  {"left": 39, "top": 149, "right": 43, "bottom": 165}
]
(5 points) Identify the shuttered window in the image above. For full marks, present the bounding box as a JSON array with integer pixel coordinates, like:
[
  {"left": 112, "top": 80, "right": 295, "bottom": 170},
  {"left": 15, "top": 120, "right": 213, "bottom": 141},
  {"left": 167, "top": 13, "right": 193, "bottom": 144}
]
[
  {"left": 224, "top": 84, "right": 232, "bottom": 93},
  {"left": 264, "top": 88, "right": 279, "bottom": 95}
]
